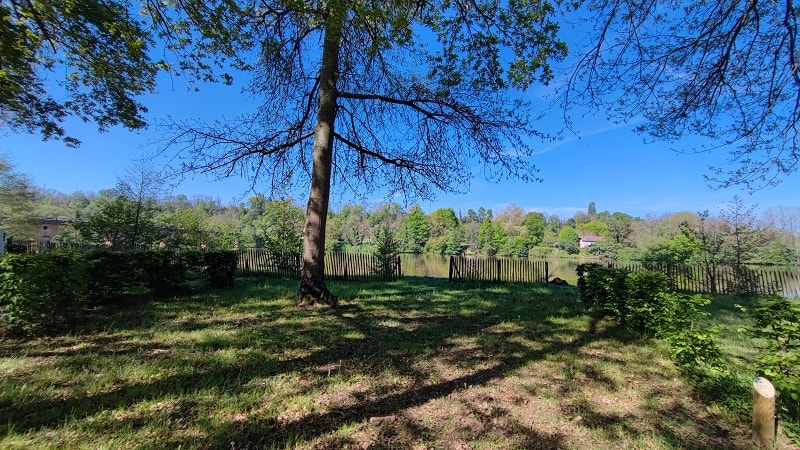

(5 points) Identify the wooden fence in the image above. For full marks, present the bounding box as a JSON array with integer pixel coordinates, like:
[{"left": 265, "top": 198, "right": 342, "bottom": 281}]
[
  {"left": 448, "top": 256, "right": 549, "bottom": 284},
  {"left": 6, "top": 238, "right": 158, "bottom": 254},
  {"left": 238, "top": 249, "right": 302, "bottom": 278},
  {"left": 237, "top": 249, "right": 402, "bottom": 282},
  {"left": 610, "top": 262, "right": 800, "bottom": 297}
]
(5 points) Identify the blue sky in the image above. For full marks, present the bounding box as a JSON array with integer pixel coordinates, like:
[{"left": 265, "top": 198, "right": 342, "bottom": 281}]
[{"left": 2, "top": 33, "right": 799, "bottom": 220}]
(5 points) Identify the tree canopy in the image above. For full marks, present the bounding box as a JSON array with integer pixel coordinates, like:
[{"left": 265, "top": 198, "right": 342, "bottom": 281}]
[
  {"left": 159, "top": 1, "right": 566, "bottom": 198},
  {"left": 0, "top": 155, "right": 36, "bottom": 237},
  {"left": 565, "top": 0, "right": 800, "bottom": 190},
  {"left": 0, "top": 0, "right": 159, "bottom": 146},
  {"left": 147, "top": 0, "right": 568, "bottom": 301}
]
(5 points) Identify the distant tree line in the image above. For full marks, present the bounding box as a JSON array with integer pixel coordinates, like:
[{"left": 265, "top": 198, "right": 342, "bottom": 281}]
[{"left": 5, "top": 173, "right": 797, "bottom": 268}]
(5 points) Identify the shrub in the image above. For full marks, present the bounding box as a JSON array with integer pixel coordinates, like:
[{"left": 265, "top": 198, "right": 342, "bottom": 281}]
[
  {"left": 84, "top": 251, "right": 142, "bottom": 303},
  {"left": 557, "top": 239, "right": 579, "bottom": 255},
  {"left": 203, "top": 251, "right": 237, "bottom": 288},
  {"left": 577, "top": 263, "right": 723, "bottom": 373},
  {"left": 665, "top": 321, "right": 721, "bottom": 368},
  {"left": 137, "top": 251, "right": 186, "bottom": 296},
  {"left": 743, "top": 296, "right": 800, "bottom": 426},
  {"left": 5, "top": 243, "right": 27, "bottom": 254},
  {"left": 179, "top": 249, "right": 206, "bottom": 275},
  {"left": 576, "top": 263, "right": 628, "bottom": 318},
  {"left": 625, "top": 271, "right": 671, "bottom": 335},
  {"left": 0, "top": 251, "right": 87, "bottom": 334},
  {"left": 0, "top": 249, "right": 235, "bottom": 335}
]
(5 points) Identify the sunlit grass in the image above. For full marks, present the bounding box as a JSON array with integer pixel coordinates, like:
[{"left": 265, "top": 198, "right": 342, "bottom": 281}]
[{"left": 0, "top": 277, "right": 769, "bottom": 449}]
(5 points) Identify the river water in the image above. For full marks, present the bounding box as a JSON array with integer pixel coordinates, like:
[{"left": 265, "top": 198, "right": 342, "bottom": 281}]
[{"left": 398, "top": 254, "right": 585, "bottom": 283}]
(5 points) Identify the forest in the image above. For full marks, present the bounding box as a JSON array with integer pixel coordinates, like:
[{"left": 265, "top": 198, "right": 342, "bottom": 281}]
[{"left": 6, "top": 176, "right": 799, "bottom": 270}]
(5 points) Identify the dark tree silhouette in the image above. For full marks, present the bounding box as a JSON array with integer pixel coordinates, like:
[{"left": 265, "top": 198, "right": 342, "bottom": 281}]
[{"left": 563, "top": 1, "right": 800, "bottom": 190}]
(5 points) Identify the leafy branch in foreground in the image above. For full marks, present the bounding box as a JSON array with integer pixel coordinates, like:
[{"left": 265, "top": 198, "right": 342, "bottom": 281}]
[{"left": 0, "top": 0, "right": 160, "bottom": 145}]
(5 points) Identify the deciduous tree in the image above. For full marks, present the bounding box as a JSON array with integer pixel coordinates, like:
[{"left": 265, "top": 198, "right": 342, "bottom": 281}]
[
  {"left": 0, "top": 155, "right": 36, "bottom": 238},
  {"left": 523, "top": 212, "right": 547, "bottom": 248},
  {"left": 256, "top": 198, "right": 305, "bottom": 254},
  {"left": 719, "top": 196, "right": 766, "bottom": 271},
  {"left": 557, "top": 226, "right": 579, "bottom": 255},
  {"left": 156, "top": 0, "right": 567, "bottom": 303},
  {"left": 76, "top": 192, "right": 160, "bottom": 249},
  {"left": 605, "top": 212, "right": 634, "bottom": 246},
  {"left": 402, "top": 206, "right": 429, "bottom": 254},
  {"left": 115, "top": 162, "right": 167, "bottom": 251},
  {"left": 680, "top": 212, "right": 727, "bottom": 294}
]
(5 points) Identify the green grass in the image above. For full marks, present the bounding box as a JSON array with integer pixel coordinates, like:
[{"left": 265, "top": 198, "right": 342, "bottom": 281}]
[{"left": 0, "top": 277, "right": 788, "bottom": 449}]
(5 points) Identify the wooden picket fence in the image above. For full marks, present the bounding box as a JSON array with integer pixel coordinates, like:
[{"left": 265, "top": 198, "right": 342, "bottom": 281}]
[
  {"left": 237, "top": 249, "right": 402, "bottom": 282},
  {"left": 609, "top": 262, "right": 800, "bottom": 297},
  {"left": 238, "top": 249, "right": 302, "bottom": 278},
  {"left": 5, "top": 238, "right": 158, "bottom": 254},
  {"left": 448, "top": 256, "right": 549, "bottom": 284}
]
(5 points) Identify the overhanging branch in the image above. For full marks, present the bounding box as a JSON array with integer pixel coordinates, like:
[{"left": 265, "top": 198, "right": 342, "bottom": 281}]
[
  {"left": 338, "top": 91, "right": 450, "bottom": 121},
  {"left": 333, "top": 131, "right": 416, "bottom": 169}
]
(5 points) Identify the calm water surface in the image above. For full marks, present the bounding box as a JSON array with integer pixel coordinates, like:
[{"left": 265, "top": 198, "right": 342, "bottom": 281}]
[{"left": 398, "top": 254, "right": 587, "bottom": 284}]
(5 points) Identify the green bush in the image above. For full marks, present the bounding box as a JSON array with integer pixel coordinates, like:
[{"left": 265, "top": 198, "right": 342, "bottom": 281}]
[
  {"left": 625, "top": 271, "right": 671, "bottom": 335},
  {"left": 85, "top": 250, "right": 190, "bottom": 301},
  {"left": 203, "top": 251, "right": 237, "bottom": 288},
  {"left": 179, "top": 249, "right": 206, "bottom": 275},
  {"left": 0, "top": 249, "right": 234, "bottom": 335},
  {"left": 84, "top": 251, "right": 143, "bottom": 302},
  {"left": 576, "top": 263, "right": 628, "bottom": 318},
  {"left": 744, "top": 296, "right": 800, "bottom": 426},
  {"left": 577, "top": 263, "right": 722, "bottom": 370},
  {"left": 0, "top": 251, "right": 87, "bottom": 334},
  {"left": 5, "top": 243, "right": 27, "bottom": 254},
  {"left": 665, "top": 322, "right": 721, "bottom": 368},
  {"left": 137, "top": 251, "right": 186, "bottom": 296}
]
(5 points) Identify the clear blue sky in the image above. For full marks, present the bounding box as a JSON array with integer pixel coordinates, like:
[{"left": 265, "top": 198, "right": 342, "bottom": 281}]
[{"left": 2, "top": 44, "right": 799, "bottom": 220}]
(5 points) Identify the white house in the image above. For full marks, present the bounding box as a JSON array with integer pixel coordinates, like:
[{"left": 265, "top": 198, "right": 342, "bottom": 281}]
[{"left": 578, "top": 233, "right": 602, "bottom": 248}]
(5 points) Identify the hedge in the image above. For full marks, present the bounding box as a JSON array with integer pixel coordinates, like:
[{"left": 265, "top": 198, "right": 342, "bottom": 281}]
[{"left": 0, "top": 250, "right": 236, "bottom": 335}]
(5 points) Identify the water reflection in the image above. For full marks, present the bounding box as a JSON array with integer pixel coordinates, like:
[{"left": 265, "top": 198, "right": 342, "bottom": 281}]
[
  {"left": 398, "top": 254, "right": 588, "bottom": 284},
  {"left": 398, "top": 254, "right": 450, "bottom": 278}
]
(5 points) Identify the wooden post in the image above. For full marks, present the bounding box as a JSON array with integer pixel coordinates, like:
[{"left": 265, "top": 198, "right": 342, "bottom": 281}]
[
  {"left": 448, "top": 256, "right": 453, "bottom": 282},
  {"left": 753, "top": 376, "right": 776, "bottom": 449}
]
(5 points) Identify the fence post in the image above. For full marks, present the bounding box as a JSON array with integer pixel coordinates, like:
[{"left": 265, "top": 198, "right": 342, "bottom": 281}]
[
  {"left": 753, "top": 376, "right": 776, "bottom": 449},
  {"left": 448, "top": 256, "right": 453, "bottom": 281},
  {"left": 396, "top": 255, "right": 401, "bottom": 280}
]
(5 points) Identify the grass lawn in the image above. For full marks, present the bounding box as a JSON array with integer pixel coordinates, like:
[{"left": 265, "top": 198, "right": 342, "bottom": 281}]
[{"left": 0, "top": 277, "right": 792, "bottom": 449}]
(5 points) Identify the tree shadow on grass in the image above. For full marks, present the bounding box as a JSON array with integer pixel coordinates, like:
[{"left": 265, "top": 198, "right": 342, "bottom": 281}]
[{"left": 0, "top": 278, "right": 751, "bottom": 448}]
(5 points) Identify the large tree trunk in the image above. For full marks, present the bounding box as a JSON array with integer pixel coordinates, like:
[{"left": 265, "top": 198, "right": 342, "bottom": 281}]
[{"left": 298, "top": 13, "right": 342, "bottom": 307}]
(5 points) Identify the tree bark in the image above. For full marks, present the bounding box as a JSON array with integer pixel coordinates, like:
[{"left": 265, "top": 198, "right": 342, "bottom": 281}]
[{"left": 298, "top": 11, "right": 342, "bottom": 306}]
